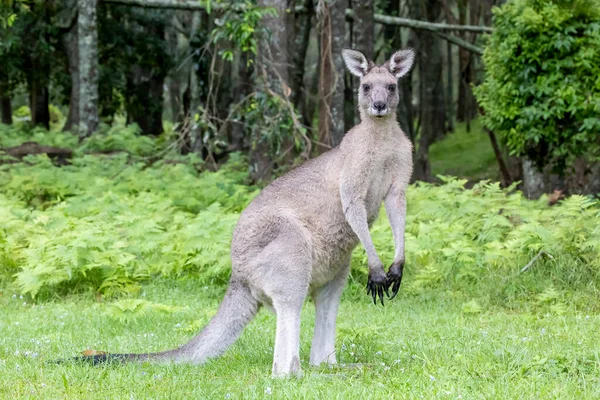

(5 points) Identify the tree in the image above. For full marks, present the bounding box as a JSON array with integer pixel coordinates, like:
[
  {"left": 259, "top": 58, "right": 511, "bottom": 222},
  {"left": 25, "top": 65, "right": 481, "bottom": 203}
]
[
  {"left": 383, "top": 0, "right": 416, "bottom": 142},
  {"left": 475, "top": 0, "right": 600, "bottom": 196},
  {"left": 97, "top": 4, "right": 172, "bottom": 135},
  {"left": 19, "top": 1, "right": 55, "bottom": 129},
  {"left": 412, "top": 0, "right": 447, "bottom": 181},
  {"left": 78, "top": 0, "right": 99, "bottom": 137},
  {"left": 317, "top": 0, "right": 346, "bottom": 149}
]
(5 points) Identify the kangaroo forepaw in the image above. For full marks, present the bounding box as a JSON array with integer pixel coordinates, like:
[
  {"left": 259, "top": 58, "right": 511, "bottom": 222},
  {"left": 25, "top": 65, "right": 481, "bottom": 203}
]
[
  {"left": 386, "top": 261, "right": 404, "bottom": 300},
  {"left": 366, "top": 270, "right": 388, "bottom": 306}
]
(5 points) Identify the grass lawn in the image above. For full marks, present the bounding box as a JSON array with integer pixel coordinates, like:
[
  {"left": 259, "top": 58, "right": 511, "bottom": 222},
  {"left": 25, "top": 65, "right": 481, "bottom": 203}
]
[
  {"left": 2, "top": 280, "right": 599, "bottom": 399},
  {"left": 430, "top": 120, "right": 501, "bottom": 182}
]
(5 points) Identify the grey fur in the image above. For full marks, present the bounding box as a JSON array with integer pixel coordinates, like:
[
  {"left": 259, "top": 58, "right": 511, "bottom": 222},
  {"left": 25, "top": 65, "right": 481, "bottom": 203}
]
[{"left": 82, "top": 49, "right": 414, "bottom": 378}]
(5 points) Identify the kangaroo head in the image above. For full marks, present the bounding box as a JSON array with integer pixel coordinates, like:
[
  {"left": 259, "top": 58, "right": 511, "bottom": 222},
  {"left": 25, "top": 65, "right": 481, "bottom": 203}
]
[{"left": 342, "top": 48, "right": 415, "bottom": 121}]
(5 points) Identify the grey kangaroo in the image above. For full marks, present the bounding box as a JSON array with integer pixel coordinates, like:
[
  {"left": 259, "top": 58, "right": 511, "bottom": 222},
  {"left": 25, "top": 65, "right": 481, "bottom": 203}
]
[{"left": 75, "top": 48, "right": 415, "bottom": 377}]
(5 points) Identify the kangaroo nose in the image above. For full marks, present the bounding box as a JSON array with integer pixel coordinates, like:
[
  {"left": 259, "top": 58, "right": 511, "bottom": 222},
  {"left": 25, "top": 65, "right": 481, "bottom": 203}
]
[{"left": 374, "top": 102, "right": 386, "bottom": 111}]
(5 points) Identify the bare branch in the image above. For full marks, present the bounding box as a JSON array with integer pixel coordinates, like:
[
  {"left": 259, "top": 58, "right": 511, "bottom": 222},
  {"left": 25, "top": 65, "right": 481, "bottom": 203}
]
[
  {"left": 102, "top": 0, "right": 493, "bottom": 34},
  {"left": 348, "top": 10, "right": 493, "bottom": 34},
  {"left": 102, "top": 0, "right": 223, "bottom": 11},
  {"left": 520, "top": 251, "right": 554, "bottom": 274},
  {"left": 433, "top": 31, "right": 484, "bottom": 55}
]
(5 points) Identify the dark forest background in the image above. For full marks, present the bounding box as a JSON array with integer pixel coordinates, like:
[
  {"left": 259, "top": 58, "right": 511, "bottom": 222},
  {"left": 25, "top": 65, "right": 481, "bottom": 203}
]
[{"left": 1, "top": 0, "right": 599, "bottom": 198}]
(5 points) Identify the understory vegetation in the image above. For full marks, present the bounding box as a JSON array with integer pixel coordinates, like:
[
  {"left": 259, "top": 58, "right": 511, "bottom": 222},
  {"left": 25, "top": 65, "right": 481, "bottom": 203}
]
[
  {"left": 2, "top": 125, "right": 599, "bottom": 311},
  {"left": 1, "top": 125, "right": 600, "bottom": 398}
]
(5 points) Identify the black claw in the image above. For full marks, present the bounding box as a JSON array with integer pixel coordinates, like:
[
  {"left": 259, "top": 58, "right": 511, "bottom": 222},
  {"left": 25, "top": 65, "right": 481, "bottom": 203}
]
[
  {"left": 386, "top": 262, "right": 405, "bottom": 300},
  {"left": 367, "top": 271, "right": 389, "bottom": 306}
]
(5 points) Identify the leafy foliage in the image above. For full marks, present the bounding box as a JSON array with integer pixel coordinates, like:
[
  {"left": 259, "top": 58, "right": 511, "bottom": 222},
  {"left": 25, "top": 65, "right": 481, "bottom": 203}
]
[
  {"left": 1, "top": 126, "right": 600, "bottom": 308},
  {"left": 210, "top": 1, "right": 277, "bottom": 61},
  {"left": 475, "top": 0, "right": 600, "bottom": 171}
]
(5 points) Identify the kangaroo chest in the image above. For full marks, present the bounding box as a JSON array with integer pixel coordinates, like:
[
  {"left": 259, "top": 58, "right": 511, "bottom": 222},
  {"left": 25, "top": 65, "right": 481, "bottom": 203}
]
[{"left": 364, "top": 152, "right": 400, "bottom": 223}]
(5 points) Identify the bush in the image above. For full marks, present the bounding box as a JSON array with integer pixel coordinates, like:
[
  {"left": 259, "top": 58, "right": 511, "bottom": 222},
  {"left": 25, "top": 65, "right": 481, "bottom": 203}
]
[
  {"left": 475, "top": 0, "right": 600, "bottom": 172},
  {"left": 0, "top": 153, "right": 258, "bottom": 298}
]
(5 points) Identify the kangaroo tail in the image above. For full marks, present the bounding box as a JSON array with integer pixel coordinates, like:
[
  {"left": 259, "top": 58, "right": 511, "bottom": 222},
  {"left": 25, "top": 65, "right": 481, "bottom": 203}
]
[{"left": 59, "top": 280, "right": 259, "bottom": 365}]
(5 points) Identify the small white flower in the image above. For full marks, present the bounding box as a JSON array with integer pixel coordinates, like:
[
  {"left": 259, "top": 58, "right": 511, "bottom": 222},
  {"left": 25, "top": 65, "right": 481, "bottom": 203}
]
[
  {"left": 429, "top": 375, "right": 435, "bottom": 382},
  {"left": 22, "top": 302, "right": 26, "bottom": 306},
  {"left": 225, "top": 394, "right": 231, "bottom": 399},
  {"left": 351, "top": 343, "right": 356, "bottom": 348},
  {"left": 19, "top": 295, "right": 23, "bottom": 299},
  {"left": 586, "top": 315, "right": 590, "bottom": 320},
  {"left": 350, "top": 352, "right": 355, "bottom": 356},
  {"left": 41, "top": 383, "right": 47, "bottom": 388},
  {"left": 12, "top": 294, "right": 16, "bottom": 299},
  {"left": 264, "top": 387, "right": 272, "bottom": 395},
  {"left": 376, "top": 351, "right": 382, "bottom": 356}
]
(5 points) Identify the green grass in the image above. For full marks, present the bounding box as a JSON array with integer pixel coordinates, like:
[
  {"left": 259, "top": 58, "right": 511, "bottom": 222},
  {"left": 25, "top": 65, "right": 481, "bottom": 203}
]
[
  {"left": 1, "top": 280, "right": 599, "bottom": 399},
  {"left": 430, "top": 120, "right": 500, "bottom": 182}
]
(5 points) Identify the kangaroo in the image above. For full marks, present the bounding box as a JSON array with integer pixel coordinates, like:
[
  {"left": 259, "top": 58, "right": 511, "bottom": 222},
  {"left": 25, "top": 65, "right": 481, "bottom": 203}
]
[{"left": 73, "top": 48, "right": 415, "bottom": 378}]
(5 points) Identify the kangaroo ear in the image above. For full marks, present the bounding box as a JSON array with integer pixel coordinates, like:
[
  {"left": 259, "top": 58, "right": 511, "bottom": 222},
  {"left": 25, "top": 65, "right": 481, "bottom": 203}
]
[
  {"left": 342, "top": 49, "right": 369, "bottom": 77},
  {"left": 388, "top": 49, "right": 415, "bottom": 79}
]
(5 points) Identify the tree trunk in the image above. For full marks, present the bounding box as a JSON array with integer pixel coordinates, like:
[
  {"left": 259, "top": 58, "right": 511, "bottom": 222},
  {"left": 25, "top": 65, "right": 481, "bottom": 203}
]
[
  {"left": 64, "top": 21, "right": 80, "bottom": 132},
  {"left": 445, "top": 38, "right": 454, "bottom": 132},
  {"left": 28, "top": 77, "right": 50, "bottom": 130},
  {"left": 187, "top": 12, "right": 202, "bottom": 153},
  {"left": 229, "top": 52, "right": 251, "bottom": 153},
  {"left": 413, "top": 0, "right": 446, "bottom": 182},
  {"left": 317, "top": 0, "right": 347, "bottom": 150},
  {"left": 0, "top": 89, "right": 11, "bottom": 125},
  {"left": 165, "top": 14, "right": 182, "bottom": 122},
  {"left": 78, "top": 0, "right": 100, "bottom": 137},
  {"left": 251, "top": 0, "right": 293, "bottom": 182},
  {"left": 456, "top": 0, "right": 479, "bottom": 126},
  {"left": 352, "top": 0, "right": 374, "bottom": 59},
  {"left": 291, "top": 0, "right": 313, "bottom": 120},
  {"left": 348, "top": 0, "right": 373, "bottom": 129},
  {"left": 485, "top": 127, "right": 511, "bottom": 186},
  {"left": 521, "top": 158, "right": 546, "bottom": 199},
  {"left": 384, "top": 0, "right": 415, "bottom": 142},
  {"left": 125, "top": 20, "right": 166, "bottom": 136},
  {"left": 303, "top": 52, "right": 320, "bottom": 132}
]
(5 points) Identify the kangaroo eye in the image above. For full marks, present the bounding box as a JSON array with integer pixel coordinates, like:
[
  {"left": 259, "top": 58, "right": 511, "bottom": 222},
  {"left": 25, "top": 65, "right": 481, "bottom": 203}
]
[
  {"left": 362, "top": 84, "right": 371, "bottom": 93},
  {"left": 388, "top": 84, "right": 396, "bottom": 92}
]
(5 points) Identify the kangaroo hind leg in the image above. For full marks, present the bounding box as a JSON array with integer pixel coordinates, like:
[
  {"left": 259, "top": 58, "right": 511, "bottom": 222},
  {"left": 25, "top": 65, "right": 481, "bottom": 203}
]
[{"left": 310, "top": 262, "right": 350, "bottom": 367}]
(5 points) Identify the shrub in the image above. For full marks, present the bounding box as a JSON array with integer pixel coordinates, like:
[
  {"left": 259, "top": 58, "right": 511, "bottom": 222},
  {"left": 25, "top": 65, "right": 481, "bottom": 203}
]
[{"left": 475, "top": 0, "right": 600, "bottom": 172}]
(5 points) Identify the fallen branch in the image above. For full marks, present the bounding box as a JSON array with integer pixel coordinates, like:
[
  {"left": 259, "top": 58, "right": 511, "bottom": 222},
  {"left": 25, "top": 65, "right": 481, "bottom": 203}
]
[
  {"left": 519, "top": 251, "right": 554, "bottom": 274},
  {"left": 2, "top": 142, "right": 73, "bottom": 161}
]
